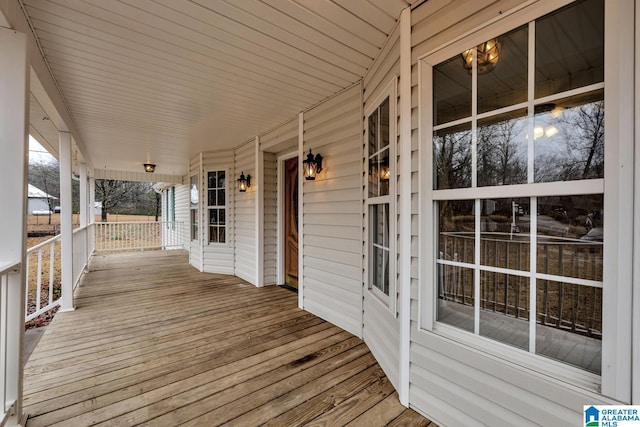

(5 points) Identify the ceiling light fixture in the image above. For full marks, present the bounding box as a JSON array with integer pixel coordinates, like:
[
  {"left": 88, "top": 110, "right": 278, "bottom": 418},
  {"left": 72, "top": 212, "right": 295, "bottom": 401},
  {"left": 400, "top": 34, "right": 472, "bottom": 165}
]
[
  {"left": 144, "top": 163, "right": 156, "bottom": 173},
  {"left": 461, "top": 39, "right": 501, "bottom": 74}
]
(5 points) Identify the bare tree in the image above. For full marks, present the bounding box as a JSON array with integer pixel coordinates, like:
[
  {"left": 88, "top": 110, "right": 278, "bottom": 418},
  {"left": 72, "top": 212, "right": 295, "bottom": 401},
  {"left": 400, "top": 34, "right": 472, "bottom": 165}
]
[
  {"left": 95, "top": 180, "right": 138, "bottom": 221},
  {"left": 434, "top": 128, "right": 472, "bottom": 189}
]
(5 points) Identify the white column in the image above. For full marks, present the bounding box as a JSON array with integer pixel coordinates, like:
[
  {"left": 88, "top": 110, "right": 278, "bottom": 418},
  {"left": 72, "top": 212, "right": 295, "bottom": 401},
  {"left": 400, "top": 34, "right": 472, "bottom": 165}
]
[
  {"left": 79, "top": 162, "right": 87, "bottom": 227},
  {"left": 297, "top": 112, "right": 304, "bottom": 309},
  {"left": 59, "top": 131, "right": 75, "bottom": 311},
  {"left": 88, "top": 172, "right": 95, "bottom": 254},
  {"left": 255, "top": 136, "right": 264, "bottom": 287},
  {"left": 398, "top": 6, "right": 412, "bottom": 407},
  {"left": 0, "top": 26, "right": 28, "bottom": 423}
]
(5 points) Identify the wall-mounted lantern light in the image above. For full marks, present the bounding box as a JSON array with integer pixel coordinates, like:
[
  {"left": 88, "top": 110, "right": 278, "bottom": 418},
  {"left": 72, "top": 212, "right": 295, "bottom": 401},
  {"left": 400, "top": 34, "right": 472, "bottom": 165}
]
[
  {"left": 461, "top": 38, "right": 501, "bottom": 74},
  {"left": 380, "top": 158, "right": 391, "bottom": 180},
  {"left": 302, "top": 149, "right": 323, "bottom": 180},
  {"left": 143, "top": 163, "right": 156, "bottom": 173},
  {"left": 237, "top": 171, "right": 251, "bottom": 192}
]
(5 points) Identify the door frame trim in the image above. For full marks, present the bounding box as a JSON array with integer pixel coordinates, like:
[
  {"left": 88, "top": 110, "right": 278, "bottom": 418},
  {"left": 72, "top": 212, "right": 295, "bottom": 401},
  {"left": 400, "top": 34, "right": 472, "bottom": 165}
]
[{"left": 277, "top": 150, "right": 299, "bottom": 286}]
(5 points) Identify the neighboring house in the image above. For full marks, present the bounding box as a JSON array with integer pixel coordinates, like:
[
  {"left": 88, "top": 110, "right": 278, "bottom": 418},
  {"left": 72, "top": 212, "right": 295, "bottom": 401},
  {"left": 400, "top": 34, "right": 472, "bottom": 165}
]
[
  {"left": 27, "top": 184, "right": 56, "bottom": 214},
  {"left": 2, "top": 0, "right": 639, "bottom": 426}
]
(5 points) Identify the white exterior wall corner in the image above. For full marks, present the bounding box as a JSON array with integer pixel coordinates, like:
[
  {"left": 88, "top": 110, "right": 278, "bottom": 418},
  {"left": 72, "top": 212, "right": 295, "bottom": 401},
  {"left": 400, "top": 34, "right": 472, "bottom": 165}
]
[
  {"left": 233, "top": 142, "right": 257, "bottom": 284},
  {"left": 301, "top": 83, "right": 363, "bottom": 338},
  {"left": 633, "top": 0, "right": 640, "bottom": 405},
  {"left": 174, "top": 183, "right": 190, "bottom": 250},
  {"left": 188, "top": 155, "right": 202, "bottom": 271},
  {"left": 408, "top": 0, "right": 635, "bottom": 425},
  {"left": 362, "top": 21, "right": 402, "bottom": 393}
]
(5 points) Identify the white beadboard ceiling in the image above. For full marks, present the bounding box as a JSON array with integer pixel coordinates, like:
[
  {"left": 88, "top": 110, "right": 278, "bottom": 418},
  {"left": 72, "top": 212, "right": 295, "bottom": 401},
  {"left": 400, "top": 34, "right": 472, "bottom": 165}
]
[{"left": 22, "top": 0, "right": 417, "bottom": 177}]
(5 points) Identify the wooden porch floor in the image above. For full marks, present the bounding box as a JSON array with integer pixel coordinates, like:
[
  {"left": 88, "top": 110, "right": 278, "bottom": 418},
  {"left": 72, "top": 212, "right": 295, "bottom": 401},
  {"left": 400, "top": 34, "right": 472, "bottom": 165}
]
[{"left": 23, "top": 251, "right": 433, "bottom": 426}]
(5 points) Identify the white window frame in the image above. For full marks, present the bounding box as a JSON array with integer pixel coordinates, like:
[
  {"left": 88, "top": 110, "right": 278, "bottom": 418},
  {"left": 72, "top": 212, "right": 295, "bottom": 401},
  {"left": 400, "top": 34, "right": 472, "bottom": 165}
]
[
  {"left": 417, "top": 0, "right": 633, "bottom": 399},
  {"left": 364, "top": 78, "right": 397, "bottom": 312},
  {"left": 206, "top": 169, "right": 229, "bottom": 245}
]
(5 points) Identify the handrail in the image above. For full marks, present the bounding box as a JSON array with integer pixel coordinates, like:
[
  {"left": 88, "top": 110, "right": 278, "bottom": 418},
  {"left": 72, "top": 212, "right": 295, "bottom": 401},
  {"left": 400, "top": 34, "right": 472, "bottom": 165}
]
[
  {"left": 0, "top": 261, "right": 20, "bottom": 277},
  {"left": 26, "top": 234, "right": 61, "bottom": 254}
]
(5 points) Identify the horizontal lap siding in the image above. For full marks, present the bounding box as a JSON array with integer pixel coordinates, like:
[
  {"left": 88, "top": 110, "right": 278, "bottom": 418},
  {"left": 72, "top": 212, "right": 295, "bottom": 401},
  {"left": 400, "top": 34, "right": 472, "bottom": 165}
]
[
  {"left": 260, "top": 118, "right": 298, "bottom": 153},
  {"left": 263, "top": 152, "right": 277, "bottom": 285},
  {"left": 302, "top": 84, "right": 363, "bottom": 338},
  {"left": 202, "top": 150, "right": 235, "bottom": 275},
  {"left": 234, "top": 142, "right": 256, "bottom": 284},
  {"left": 362, "top": 23, "right": 401, "bottom": 391},
  {"left": 408, "top": 1, "right": 615, "bottom": 425},
  {"left": 174, "top": 183, "right": 190, "bottom": 249},
  {"left": 189, "top": 156, "right": 201, "bottom": 270}
]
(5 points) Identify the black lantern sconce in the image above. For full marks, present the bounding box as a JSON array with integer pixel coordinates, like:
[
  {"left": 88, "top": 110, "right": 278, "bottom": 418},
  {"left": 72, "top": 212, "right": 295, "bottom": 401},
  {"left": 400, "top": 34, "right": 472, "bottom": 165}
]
[
  {"left": 143, "top": 163, "right": 156, "bottom": 173},
  {"left": 237, "top": 171, "right": 251, "bottom": 192},
  {"left": 302, "top": 149, "right": 323, "bottom": 180},
  {"left": 380, "top": 158, "right": 390, "bottom": 180}
]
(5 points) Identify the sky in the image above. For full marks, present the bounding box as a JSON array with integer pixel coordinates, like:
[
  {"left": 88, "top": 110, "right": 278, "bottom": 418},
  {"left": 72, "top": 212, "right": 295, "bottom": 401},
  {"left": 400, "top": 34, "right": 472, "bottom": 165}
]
[{"left": 29, "top": 135, "right": 57, "bottom": 164}]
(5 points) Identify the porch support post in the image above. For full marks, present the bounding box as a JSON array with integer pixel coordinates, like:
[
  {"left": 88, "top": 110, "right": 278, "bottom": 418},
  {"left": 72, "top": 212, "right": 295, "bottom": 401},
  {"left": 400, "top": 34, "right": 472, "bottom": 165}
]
[
  {"left": 0, "top": 26, "right": 29, "bottom": 424},
  {"left": 255, "top": 136, "right": 264, "bottom": 287},
  {"left": 79, "top": 162, "right": 87, "bottom": 227},
  {"left": 297, "top": 112, "right": 304, "bottom": 309},
  {"left": 59, "top": 131, "right": 75, "bottom": 311},
  {"left": 398, "top": 6, "right": 412, "bottom": 407},
  {"left": 89, "top": 172, "right": 95, "bottom": 254}
]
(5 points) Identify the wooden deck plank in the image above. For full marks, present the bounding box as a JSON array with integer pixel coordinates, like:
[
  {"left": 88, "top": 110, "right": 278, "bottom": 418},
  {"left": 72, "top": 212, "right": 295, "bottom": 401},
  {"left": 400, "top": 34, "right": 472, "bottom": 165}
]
[{"left": 24, "top": 251, "right": 432, "bottom": 426}]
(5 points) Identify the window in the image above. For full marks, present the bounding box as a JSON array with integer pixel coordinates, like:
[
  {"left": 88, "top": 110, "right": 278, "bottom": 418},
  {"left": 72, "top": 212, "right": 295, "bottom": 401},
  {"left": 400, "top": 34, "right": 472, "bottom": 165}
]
[
  {"left": 366, "top": 83, "right": 395, "bottom": 304},
  {"left": 170, "top": 186, "right": 175, "bottom": 222},
  {"left": 190, "top": 175, "right": 199, "bottom": 241},
  {"left": 428, "top": 0, "right": 605, "bottom": 375},
  {"left": 207, "top": 171, "right": 226, "bottom": 244}
]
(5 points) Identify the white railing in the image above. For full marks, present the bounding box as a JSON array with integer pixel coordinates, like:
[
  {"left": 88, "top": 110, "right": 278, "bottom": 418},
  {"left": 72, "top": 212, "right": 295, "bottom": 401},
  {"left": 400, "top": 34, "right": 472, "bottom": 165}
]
[
  {"left": 94, "top": 221, "right": 185, "bottom": 252},
  {"left": 1, "top": 261, "right": 21, "bottom": 424},
  {"left": 25, "top": 235, "right": 62, "bottom": 322},
  {"left": 72, "top": 224, "right": 92, "bottom": 290}
]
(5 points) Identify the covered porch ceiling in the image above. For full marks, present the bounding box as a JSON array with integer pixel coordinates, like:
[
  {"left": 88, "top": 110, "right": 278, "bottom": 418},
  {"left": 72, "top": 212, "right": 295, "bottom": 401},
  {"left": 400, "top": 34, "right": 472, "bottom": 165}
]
[{"left": 19, "top": 0, "right": 419, "bottom": 178}]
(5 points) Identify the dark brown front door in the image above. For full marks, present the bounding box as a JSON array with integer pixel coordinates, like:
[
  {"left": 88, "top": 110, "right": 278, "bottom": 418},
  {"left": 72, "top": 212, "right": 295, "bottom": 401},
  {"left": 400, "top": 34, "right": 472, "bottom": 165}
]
[{"left": 284, "top": 157, "right": 298, "bottom": 288}]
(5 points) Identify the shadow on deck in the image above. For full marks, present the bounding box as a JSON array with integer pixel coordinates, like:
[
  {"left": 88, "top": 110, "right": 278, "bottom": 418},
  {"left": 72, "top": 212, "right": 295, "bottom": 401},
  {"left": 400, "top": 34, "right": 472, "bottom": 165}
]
[{"left": 23, "top": 251, "right": 433, "bottom": 426}]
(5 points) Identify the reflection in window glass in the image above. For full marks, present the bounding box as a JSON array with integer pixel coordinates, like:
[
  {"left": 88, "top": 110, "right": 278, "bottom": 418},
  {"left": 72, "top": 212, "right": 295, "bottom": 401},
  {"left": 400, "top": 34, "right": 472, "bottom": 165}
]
[
  {"left": 438, "top": 200, "right": 474, "bottom": 265},
  {"left": 368, "top": 98, "right": 391, "bottom": 198},
  {"left": 433, "top": 123, "right": 472, "bottom": 190},
  {"left": 534, "top": 90, "right": 604, "bottom": 183},
  {"left": 479, "top": 198, "right": 530, "bottom": 271},
  {"left": 437, "top": 200, "right": 474, "bottom": 332},
  {"left": 535, "top": 0, "right": 604, "bottom": 98},
  {"left": 478, "top": 25, "right": 528, "bottom": 114},
  {"left": 536, "top": 280, "right": 602, "bottom": 374},
  {"left": 477, "top": 110, "right": 528, "bottom": 187},
  {"left": 207, "top": 171, "right": 226, "bottom": 244},
  {"left": 434, "top": 56, "right": 472, "bottom": 125},
  {"left": 537, "top": 194, "right": 603, "bottom": 282},
  {"left": 480, "top": 271, "right": 529, "bottom": 350},
  {"left": 437, "top": 267, "right": 475, "bottom": 333},
  {"left": 370, "top": 204, "right": 390, "bottom": 296}
]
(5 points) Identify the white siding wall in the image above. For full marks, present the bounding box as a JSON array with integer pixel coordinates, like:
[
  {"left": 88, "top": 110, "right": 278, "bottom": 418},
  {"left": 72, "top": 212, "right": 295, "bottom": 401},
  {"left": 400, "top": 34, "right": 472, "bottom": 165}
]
[
  {"left": 302, "top": 84, "right": 363, "bottom": 337},
  {"left": 174, "top": 183, "right": 190, "bottom": 249},
  {"left": 234, "top": 141, "right": 256, "bottom": 284},
  {"left": 188, "top": 156, "right": 202, "bottom": 270},
  {"left": 202, "top": 150, "right": 235, "bottom": 275},
  {"left": 262, "top": 151, "right": 277, "bottom": 285},
  {"left": 362, "top": 22, "right": 401, "bottom": 392},
  {"left": 408, "top": 1, "right": 617, "bottom": 425}
]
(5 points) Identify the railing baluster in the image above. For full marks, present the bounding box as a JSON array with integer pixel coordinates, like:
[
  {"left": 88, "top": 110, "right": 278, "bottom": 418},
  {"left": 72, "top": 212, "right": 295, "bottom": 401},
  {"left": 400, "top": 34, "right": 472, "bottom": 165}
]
[
  {"left": 49, "top": 242, "right": 55, "bottom": 305},
  {"left": 36, "top": 250, "right": 42, "bottom": 312}
]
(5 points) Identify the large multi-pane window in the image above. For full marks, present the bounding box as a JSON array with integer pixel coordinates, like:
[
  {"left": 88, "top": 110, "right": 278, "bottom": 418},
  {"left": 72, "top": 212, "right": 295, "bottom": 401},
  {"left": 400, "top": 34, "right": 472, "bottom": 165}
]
[
  {"left": 207, "top": 171, "right": 226, "bottom": 244},
  {"left": 190, "top": 175, "right": 199, "bottom": 241},
  {"left": 431, "top": 0, "right": 604, "bottom": 374},
  {"left": 367, "top": 87, "right": 394, "bottom": 304}
]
